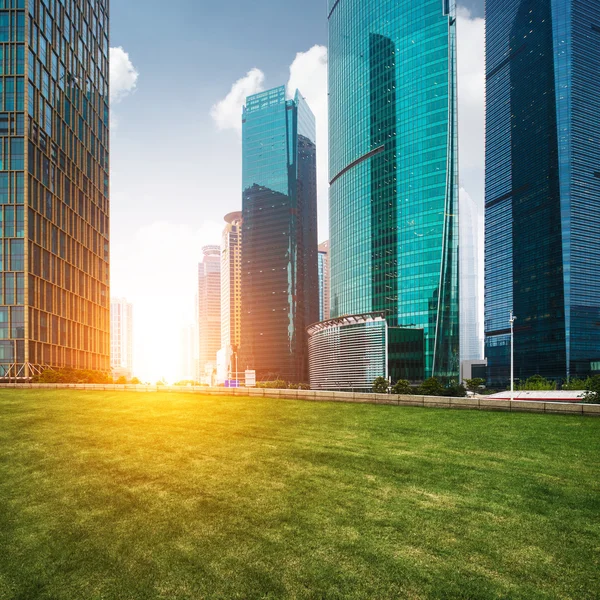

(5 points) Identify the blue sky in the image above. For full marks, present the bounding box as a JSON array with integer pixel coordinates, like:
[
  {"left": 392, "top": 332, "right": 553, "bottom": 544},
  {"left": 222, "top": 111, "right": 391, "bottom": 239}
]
[{"left": 109, "top": 0, "right": 486, "bottom": 381}]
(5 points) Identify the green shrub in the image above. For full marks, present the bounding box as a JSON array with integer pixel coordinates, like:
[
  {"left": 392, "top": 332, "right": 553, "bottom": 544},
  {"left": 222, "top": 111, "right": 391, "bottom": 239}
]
[
  {"left": 446, "top": 383, "right": 467, "bottom": 398},
  {"left": 464, "top": 378, "right": 485, "bottom": 393},
  {"left": 391, "top": 379, "right": 412, "bottom": 395},
  {"left": 372, "top": 377, "right": 389, "bottom": 394},
  {"left": 563, "top": 378, "right": 590, "bottom": 391},
  {"left": 419, "top": 377, "right": 444, "bottom": 396},
  {"left": 258, "top": 379, "right": 287, "bottom": 389},
  {"left": 517, "top": 375, "right": 556, "bottom": 391},
  {"left": 288, "top": 383, "right": 311, "bottom": 390},
  {"left": 32, "top": 368, "right": 112, "bottom": 384},
  {"left": 582, "top": 375, "right": 600, "bottom": 404}
]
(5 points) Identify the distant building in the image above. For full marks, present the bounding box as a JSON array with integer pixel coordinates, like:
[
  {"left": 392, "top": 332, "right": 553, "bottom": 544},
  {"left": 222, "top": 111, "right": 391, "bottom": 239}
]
[
  {"left": 198, "top": 246, "right": 221, "bottom": 381},
  {"left": 241, "top": 87, "right": 319, "bottom": 384},
  {"left": 485, "top": 0, "right": 600, "bottom": 385},
  {"left": 318, "top": 241, "right": 330, "bottom": 323},
  {"left": 219, "top": 212, "right": 242, "bottom": 381},
  {"left": 460, "top": 190, "right": 484, "bottom": 363},
  {"left": 111, "top": 298, "right": 133, "bottom": 380}
]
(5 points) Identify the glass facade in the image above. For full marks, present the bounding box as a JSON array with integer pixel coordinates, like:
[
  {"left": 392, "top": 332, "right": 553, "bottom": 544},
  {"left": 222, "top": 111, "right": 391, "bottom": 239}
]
[
  {"left": 241, "top": 86, "right": 318, "bottom": 383},
  {"left": 485, "top": 0, "right": 600, "bottom": 385},
  {"left": 317, "top": 240, "right": 329, "bottom": 322},
  {"left": 328, "top": 0, "right": 459, "bottom": 380},
  {"left": 0, "top": 0, "right": 109, "bottom": 377}
]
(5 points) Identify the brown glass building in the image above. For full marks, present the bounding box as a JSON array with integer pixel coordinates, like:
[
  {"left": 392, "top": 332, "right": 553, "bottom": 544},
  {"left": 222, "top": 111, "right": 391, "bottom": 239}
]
[{"left": 0, "top": 0, "right": 110, "bottom": 378}]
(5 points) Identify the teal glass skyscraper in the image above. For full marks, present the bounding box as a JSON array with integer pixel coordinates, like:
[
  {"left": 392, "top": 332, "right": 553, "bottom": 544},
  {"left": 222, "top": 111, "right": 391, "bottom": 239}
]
[
  {"left": 241, "top": 87, "right": 318, "bottom": 383},
  {"left": 0, "top": 0, "right": 110, "bottom": 378},
  {"left": 485, "top": 0, "right": 600, "bottom": 385},
  {"left": 328, "top": 0, "right": 460, "bottom": 380}
]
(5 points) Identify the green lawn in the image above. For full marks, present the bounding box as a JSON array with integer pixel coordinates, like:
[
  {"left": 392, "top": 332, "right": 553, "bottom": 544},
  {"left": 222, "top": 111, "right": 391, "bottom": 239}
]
[{"left": 0, "top": 391, "right": 599, "bottom": 600}]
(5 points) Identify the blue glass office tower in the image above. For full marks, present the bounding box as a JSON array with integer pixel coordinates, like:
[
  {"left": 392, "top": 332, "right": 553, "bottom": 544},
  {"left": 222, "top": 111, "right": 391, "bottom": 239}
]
[
  {"left": 0, "top": 0, "right": 110, "bottom": 378},
  {"left": 328, "top": 0, "right": 460, "bottom": 380},
  {"left": 485, "top": 0, "right": 600, "bottom": 385},
  {"left": 241, "top": 87, "right": 318, "bottom": 383}
]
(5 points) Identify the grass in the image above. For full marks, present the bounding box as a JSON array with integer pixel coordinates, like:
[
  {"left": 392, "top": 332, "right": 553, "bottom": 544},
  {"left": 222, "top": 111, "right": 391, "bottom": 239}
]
[{"left": 0, "top": 390, "right": 599, "bottom": 600}]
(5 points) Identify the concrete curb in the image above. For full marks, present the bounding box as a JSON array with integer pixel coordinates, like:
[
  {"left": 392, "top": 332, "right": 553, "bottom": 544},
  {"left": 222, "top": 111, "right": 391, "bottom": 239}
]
[{"left": 0, "top": 384, "right": 598, "bottom": 416}]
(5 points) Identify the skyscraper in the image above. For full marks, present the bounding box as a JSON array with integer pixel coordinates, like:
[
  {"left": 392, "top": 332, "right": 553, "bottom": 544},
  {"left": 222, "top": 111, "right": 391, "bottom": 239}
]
[
  {"left": 110, "top": 298, "right": 133, "bottom": 380},
  {"left": 219, "top": 211, "right": 242, "bottom": 379},
  {"left": 485, "top": 0, "right": 600, "bottom": 385},
  {"left": 0, "top": 0, "right": 110, "bottom": 378},
  {"left": 241, "top": 86, "right": 318, "bottom": 384},
  {"left": 318, "top": 241, "right": 330, "bottom": 322},
  {"left": 197, "top": 245, "right": 221, "bottom": 380},
  {"left": 460, "top": 190, "right": 484, "bottom": 363},
  {"left": 328, "top": 0, "right": 459, "bottom": 381}
]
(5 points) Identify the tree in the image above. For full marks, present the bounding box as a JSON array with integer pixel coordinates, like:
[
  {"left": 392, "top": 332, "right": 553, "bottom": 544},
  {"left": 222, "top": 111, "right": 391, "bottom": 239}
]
[
  {"left": 130, "top": 377, "right": 141, "bottom": 385},
  {"left": 419, "top": 377, "right": 444, "bottom": 396},
  {"left": 115, "top": 376, "right": 127, "bottom": 384},
  {"left": 372, "top": 377, "right": 389, "bottom": 394},
  {"left": 464, "top": 378, "right": 485, "bottom": 393},
  {"left": 391, "top": 379, "right": 412, "bottom": 395},
  {"left": 517, "top": 375, "right": 556, "bottom": 391},
  {"left": 582, "top": 375, "right": 600, "bottom": 404}
]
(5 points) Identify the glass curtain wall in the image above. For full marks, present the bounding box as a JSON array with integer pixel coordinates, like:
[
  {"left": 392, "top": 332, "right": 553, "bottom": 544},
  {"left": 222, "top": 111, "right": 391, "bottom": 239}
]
[
  {"left": 328, "top": 0, "right": 459, "bottom": 380},
  {"left": 0, "top": 0, "right": 110, "bottom": 377},
  {"left": 241, "top": 87, "right": 318, "bottom": 384}
]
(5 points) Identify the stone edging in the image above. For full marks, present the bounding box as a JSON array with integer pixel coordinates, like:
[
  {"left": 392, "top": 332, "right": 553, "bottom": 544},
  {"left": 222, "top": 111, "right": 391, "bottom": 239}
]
[{"left": 0, "top": 383, "right": 598, "bottom": 416}]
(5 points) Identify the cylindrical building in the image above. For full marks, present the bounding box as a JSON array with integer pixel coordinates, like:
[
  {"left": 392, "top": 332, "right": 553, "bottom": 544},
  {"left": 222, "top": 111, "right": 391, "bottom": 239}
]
[{"left": 328, "top": 0, "right": 460, "bottom": 380}]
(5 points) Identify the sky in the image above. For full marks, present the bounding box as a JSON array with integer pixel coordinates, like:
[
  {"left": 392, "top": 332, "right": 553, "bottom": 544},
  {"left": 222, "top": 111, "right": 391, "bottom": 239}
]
[{"left": 109, "top": 0, "right": 486, "bottom": 382}]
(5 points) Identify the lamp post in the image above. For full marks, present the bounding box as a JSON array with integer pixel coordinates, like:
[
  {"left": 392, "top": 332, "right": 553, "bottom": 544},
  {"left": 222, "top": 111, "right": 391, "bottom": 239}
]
[{"left": 509, "top": 311, "right": 517, "bottom": 402}]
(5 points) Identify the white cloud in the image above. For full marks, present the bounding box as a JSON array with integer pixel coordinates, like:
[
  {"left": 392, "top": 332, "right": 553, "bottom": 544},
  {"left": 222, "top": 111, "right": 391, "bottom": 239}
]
[
  {"left": 111, "top": 220, "right": 222, "bottom": 383},
  {"left": 287, "top": 45, "right": 329, "bottom": 243},
  {"left": 457, "top": 8, "right": 485, "bottom": 176},
  {"left": 110, "top": 47, "right": 139, "bottom": 104},
  {"left": 210, "top": 68, "right": 265, "bottom": 133}
]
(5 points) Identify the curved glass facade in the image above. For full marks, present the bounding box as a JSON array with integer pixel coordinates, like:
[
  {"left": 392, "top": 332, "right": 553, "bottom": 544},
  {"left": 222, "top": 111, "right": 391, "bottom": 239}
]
[
  {"left": 485, "top": 0, "right": 600, "bottom": 385},
  {"left": 328, "top": 0, "right": 459, "bottom": 380}
]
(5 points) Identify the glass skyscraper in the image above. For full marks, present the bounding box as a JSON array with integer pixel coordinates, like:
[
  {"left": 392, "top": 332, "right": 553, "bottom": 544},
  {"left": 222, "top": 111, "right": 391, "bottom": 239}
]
[
  {"left": 0, "top": 0, "right": 110, "bottom": 378},
  {"left": 241, "top": 86, "right": 319, "bottom": 384},
  {"left": 317, "top": 240, "right": 329, "bottom": 322},
  {"left": 328, "top": 0, "right": 459, "bottom": 381},
  {"left": 485, "top": 0, "right": 600, "bottom": 385}
]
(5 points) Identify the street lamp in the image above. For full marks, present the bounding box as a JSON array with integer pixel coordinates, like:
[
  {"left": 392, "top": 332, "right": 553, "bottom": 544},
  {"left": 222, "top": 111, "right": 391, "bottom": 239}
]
[{"left": 509, "top": 311, "right": 517, "bottom": 402}]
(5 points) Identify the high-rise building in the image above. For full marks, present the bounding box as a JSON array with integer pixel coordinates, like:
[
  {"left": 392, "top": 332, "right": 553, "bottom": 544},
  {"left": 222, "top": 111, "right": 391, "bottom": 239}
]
[
  {"left": 327, "top": 0, "right": 459, "bottom": 381},
  {"left": 110, "top": 298, "right": 133, "bottom": 380},
  {"left": 460, "top": 190, "right": 484, "bottom": 363},
  {"left": 241, "top": 86, "right": 319, "bottom": 384},
  {"left": 219, "top": 212, "right": 242, "bottom": 379},
  {"left": 0, "top": 0, "right": 110, "bottom": 379},
  {"left": 318, "top": 241, "right": 330, "bottom": 323},
  {"left": 198, "top": 245, "right": 221, "bottom": 380},
  {"left": 485, "top": 0, "right": 600, "bottom": 385}
]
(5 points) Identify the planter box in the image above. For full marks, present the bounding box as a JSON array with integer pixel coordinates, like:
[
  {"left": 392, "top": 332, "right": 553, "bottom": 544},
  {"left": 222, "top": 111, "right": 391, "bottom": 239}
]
[
  {"left": 479, "top": 399, "right": 511, "bottom": 411},
  {"left": 544, "top": 402, "right": 583, "bottom": 415},
  {"left": 510, "top": 401, "right": 545, "bottom": 413}
]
